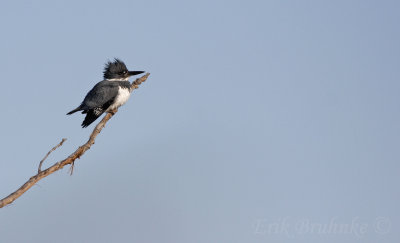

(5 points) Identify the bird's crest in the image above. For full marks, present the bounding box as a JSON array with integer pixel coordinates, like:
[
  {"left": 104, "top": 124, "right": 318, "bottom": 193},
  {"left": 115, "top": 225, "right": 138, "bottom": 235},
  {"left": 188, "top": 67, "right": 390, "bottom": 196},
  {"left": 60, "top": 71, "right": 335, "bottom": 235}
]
[{"left": 103, "top": 58, "right": 128, "bottom": 79}]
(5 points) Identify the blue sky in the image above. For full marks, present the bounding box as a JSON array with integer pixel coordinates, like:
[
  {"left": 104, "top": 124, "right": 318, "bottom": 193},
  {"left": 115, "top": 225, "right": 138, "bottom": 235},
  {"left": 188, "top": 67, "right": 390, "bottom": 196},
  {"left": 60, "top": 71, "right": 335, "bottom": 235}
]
[{"left": 0, "top": 1, "right": 399, "bottom": 242}]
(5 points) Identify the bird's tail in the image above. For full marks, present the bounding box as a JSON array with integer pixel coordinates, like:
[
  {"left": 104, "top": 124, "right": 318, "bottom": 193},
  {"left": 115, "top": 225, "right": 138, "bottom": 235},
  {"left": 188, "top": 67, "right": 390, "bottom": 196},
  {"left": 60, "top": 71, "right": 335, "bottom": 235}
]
[
  {"left": 67, "top": 106, "right": 82, "bottom": 115},
  {"left": 81, "top": 109, "right": 103, "bottom": 128}
]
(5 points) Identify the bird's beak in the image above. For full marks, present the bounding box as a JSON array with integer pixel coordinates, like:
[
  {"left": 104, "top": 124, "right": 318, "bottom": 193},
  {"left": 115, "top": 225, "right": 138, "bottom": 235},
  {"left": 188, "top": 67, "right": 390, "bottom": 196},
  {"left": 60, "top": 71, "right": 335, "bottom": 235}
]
[{"left": 128, "top": 71, "right": 145, "bottom": 76}]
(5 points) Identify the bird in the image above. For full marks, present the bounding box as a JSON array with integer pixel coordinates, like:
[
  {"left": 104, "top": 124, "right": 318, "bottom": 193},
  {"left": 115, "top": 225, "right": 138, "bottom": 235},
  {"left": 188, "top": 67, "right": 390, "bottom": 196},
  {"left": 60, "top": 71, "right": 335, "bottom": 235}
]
[{"left": 67, "top": 58, "right": 144, "bottom": 128}]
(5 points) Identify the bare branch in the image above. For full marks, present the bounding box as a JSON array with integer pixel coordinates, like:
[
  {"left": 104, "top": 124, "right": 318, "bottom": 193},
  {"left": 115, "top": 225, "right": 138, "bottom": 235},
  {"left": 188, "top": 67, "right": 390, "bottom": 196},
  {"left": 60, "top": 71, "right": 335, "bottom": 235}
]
[
  {"left": 38, "top": 138, "right": 67, "bottom": 173},
  {"left": 0, "top": 73, "right": 150, "bottom": 208}
]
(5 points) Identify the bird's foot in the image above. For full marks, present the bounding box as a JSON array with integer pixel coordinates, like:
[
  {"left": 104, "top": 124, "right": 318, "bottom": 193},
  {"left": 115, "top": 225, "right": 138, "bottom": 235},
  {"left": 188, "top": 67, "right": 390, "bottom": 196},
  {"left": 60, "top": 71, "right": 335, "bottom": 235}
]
[{"left": 109, "top": 108, "right": 118, "bottom": 115}]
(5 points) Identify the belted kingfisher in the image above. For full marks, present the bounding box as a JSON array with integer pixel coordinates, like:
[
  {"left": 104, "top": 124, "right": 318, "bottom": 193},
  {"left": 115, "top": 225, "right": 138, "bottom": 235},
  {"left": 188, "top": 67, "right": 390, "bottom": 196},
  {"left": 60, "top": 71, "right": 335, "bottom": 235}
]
[{"left": 67, "top": 59, "right": 144, "bottom": 127}]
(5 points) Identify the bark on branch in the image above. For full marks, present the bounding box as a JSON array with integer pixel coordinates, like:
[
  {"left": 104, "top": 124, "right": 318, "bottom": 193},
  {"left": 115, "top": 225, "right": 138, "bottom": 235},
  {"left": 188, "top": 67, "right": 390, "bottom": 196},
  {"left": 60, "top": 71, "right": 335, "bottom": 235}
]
[{"left": 0, "top": 73, "right": 150, "bottom": 208}]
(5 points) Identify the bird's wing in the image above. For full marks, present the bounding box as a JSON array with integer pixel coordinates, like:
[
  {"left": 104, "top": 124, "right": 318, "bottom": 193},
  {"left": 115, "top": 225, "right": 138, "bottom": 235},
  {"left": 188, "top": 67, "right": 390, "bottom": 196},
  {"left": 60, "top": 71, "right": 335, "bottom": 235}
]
[{"left": 81, "top": 81, "right": 119, "bottom": 110}]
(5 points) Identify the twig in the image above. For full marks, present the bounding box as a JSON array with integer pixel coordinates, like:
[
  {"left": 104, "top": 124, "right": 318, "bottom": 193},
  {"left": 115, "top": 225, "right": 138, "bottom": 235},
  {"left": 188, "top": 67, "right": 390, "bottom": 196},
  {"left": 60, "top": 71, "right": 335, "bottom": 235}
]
[
  {"left": 38, "top": 138, "right": 67, "bottom": 173},
  {"left": 0, "top": 73, "right": 150, "bottom": 208}
]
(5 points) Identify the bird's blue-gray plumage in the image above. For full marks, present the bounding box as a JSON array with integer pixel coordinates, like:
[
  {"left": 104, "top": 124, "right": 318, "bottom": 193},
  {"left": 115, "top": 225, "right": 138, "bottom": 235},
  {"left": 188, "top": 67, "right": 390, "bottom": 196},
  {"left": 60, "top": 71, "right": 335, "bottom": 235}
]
[
  {"left": 67, "top": 59, "right": 144, "bottom": 128},
  {"left": 67, "top": 81, "right": 131, "bottom": 127},
  {"left": 80, "top": 81, "right": 131, "bottom": 111}
]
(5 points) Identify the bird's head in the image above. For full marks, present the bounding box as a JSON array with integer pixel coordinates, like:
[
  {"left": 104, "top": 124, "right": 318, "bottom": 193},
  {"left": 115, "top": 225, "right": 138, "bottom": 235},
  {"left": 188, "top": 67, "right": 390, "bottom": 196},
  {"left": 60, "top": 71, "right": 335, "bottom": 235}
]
[{"left": 103, "top": 58, "right": 144, "bottom": 81}]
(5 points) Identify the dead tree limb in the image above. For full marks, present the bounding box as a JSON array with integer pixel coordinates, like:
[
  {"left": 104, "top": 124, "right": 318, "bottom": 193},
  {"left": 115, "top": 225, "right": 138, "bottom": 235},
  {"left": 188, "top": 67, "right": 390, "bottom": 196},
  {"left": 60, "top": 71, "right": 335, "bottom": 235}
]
[
  {"left": 0, "top": 73, "right": 150, "bottom": 208},
  {"left": 38, "top": 138, "right": 67, "bottom": 173}
]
